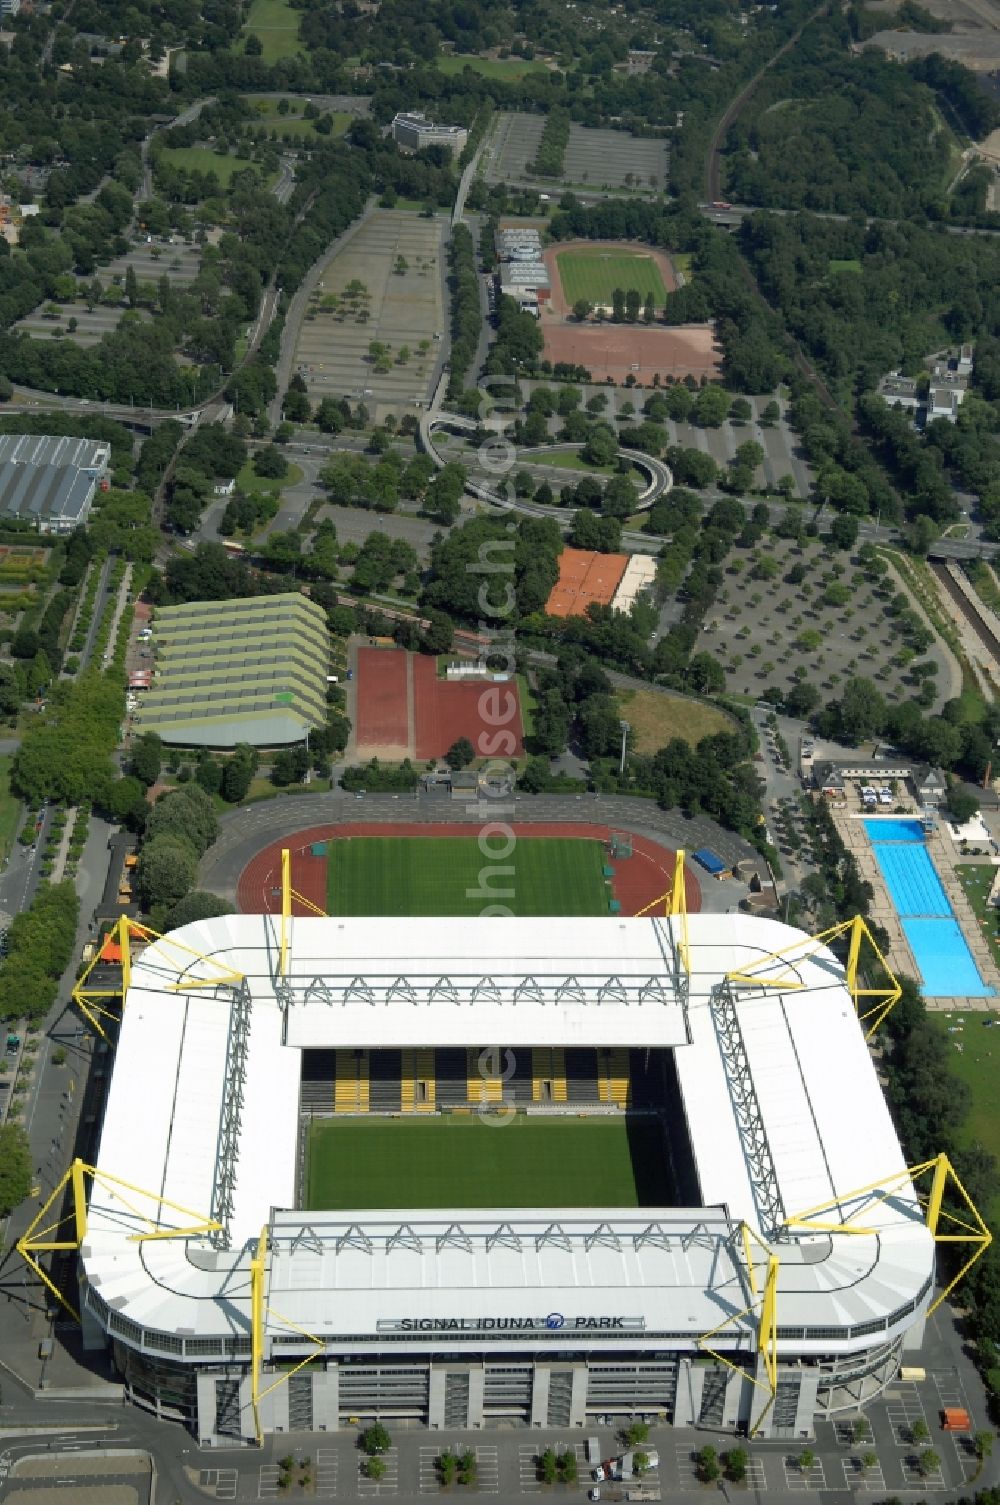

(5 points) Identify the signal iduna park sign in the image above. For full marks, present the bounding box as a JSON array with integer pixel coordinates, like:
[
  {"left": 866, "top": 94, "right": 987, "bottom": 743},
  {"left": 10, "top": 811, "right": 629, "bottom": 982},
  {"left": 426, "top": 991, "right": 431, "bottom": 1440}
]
[{"left": 377, "top": 1314, "right": 647, "bottom": 1334}]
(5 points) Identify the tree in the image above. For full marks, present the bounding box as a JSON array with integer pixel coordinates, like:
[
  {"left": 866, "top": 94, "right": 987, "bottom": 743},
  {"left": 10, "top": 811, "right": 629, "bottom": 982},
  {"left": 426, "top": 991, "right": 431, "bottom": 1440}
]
[
  {"left": 136, "top": 833, "right": 198, "bottom": 909},
  {"left": 798, "top": 1450, "right": 815, "bottom": 1473},
  {"left": 696, "top": 1446, "right": 720, "bottom": 1483},
  {"left": 622, "top": 1423, "right": 649, "bottom": 1446},
  {"left": 131, "top": 732, "right": 162, "bottom": 787},
  {"left": 165, "top": 891, "right": 235, "bottom": 929},
  {"left": 724, "top": 1449, "right": 747, "bottom": 1483},
  {"left": 145, "top": 784, "right": 219, "bottom": 856},
  {"left": 948, "top": 789, "right": 979, "bottom": 824},
  {"left": 643, "top": 291, "right": 655, "bottom": 324},
  {"left": 861, "top": 1452, "right": 879, "bottom": 1474},
  {"left": 364, "top": 1458, "right": 386, "bottom": 1481},
  {"left": 730, "top": 396, "right": 752, "bottom": 423},
  {"left": 612, "top": 287, "right": 626, "bottom": 322},
  {"left": 361, "top": 1424, "right": 392, "bottom": 1456},
  {"left": 573, "top": 298, "right": 592, "bottom": 322},
  {"left": 254, "top": 444, "right": 288, "bottom": 480},
  {"left": 0, "top": 1122, "right": 31, "bottom": 1215},
  {"left": 837, "top": 677, "right": 887, "bottom": 743},
  {"left": 918, "top": 1449, "right": 940, "bottom": 1477},
  {"left": 694, "top": 385, "right": 730, "bottom": 428},
  {"left": 829, "top": 513, "right": 859, "bottom": 550},
  {"left": 975, "top": 1430, "right": 994, "bottom": 1461},
  {"left": 625, "top": 288, "right": 641, "bottom": 323},
  {"left": 583, "top": 425, "right": 617, "bottom": 467},
  {"left": 446, "top": 737, "right": 475, "bottom": 770}
]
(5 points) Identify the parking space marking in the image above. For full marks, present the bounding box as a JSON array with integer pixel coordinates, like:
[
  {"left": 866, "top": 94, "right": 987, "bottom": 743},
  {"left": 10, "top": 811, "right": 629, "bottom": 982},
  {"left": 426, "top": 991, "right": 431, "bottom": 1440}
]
[
  {"left": 783, "top": 1456, "right": 826, "bottom": 1491},
  {"left": 200, "top": 1469, "right": 238, "bottom": 1501},
  {"left": 899, "top": 1455, "right": 948, "bottom": 1491},
  {"left": 518, "top": 1443, "right": 584, "bottom": 1493},
  {"left": 316, "top": 1448, "right": 339, "bottom": 1496},
  {"left": 841, "top": 1456, "right": 886, "bottom": 1492},
  {"left": 358, "top": 1447, "right": 398, "bottom": 1495},
  {"left": 259, "top": 1464, "right": 281, "bottom": 1500},
  {"left": 933, "top": 1371, "right": 979, "bottom": 1475},
  {"left": 885, "top": 1384, "right": 929, "bottom": 1447},
  {"left": 745, "top": 1458, "right": 767, "bottom": 1490}
]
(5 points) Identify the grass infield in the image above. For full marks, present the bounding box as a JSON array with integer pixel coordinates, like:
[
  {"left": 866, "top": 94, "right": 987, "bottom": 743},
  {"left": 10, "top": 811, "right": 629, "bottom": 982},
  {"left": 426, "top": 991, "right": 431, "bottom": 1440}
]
[
  {"left": 327, "top": 836, "right": 610, "bottom": 916},
  {"left": 555, "top": 248, "right": 667, "bottom": 309},
  {"left": 305, "top": 1115, "right": 671, "bottom": 1210}
]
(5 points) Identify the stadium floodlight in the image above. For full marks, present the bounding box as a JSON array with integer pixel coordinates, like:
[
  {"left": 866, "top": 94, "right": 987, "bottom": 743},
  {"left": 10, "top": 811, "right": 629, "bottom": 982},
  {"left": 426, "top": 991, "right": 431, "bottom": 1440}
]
[
  {"left": 782, "top": 1152, "right": 992, "bottom": 1317},
  {"left": 73, "top": 914, "right": 246, "bottom": 1043},
  {"left": 280, "top": 847, "right": 327, "bottom": 977},
  {"left": 725, "top": 914, "right": 902, "bottom": 1038},
  {"left": 697, "top": 1222, "right": 779, "bottom": 1438},
  {"left": 16, "top": 1157, "right": 222, "bottom": 1321}
]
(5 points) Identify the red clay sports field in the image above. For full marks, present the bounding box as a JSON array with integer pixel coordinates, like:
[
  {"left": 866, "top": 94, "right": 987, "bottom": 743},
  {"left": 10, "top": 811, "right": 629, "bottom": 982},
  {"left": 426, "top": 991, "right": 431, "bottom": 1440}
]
[
  {"left": 354, "top": 648, "right": 525, "bottom": 762},
  {"left": 237, "top": 824, "right": 700, "bottom": 918}
]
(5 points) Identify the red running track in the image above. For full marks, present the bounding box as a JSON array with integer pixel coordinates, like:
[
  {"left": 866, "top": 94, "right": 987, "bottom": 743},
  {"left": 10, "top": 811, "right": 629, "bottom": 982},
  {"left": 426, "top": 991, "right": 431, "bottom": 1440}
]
[
  {"left": 355, "top": 647, "right": 409, "bottom": 749},
  {"left": 237, "top": 822, "right": 700, "bottom": 918}
]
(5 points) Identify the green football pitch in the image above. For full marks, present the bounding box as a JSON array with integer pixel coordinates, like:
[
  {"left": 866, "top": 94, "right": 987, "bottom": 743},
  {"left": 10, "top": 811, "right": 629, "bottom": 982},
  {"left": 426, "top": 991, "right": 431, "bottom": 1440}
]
[
  {"left": 555, "top": 249, "right": 667, "bottom": 308},
  {"left": 326, "top": 836, "right": 610, "bottom": 916},
  {"left": 304, "top": 1115, "right": 672, "bottom": 1210}
]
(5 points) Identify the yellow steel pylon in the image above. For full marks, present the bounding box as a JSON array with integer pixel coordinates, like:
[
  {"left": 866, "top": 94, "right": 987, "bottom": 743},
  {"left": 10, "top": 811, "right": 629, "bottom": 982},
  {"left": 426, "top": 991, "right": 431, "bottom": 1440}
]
[
  {"left": 697, "top": 1223, "right": 779, "bottom": 1437},
  {"left": 15, "top": 1157, "right": 223, "bottom": 1321},
  {"left": 726, "top": 914, "right": 902, "bottom": 1038},
  {"left": 279, "top": 847, "right": 327, "bottom": 979},
  {"left": 250, "top": 1223, "right": 324, "bottom": 1445},
  {"left": 783, "top": 1152, "right": 992, "bottom": 1316},
  {"left": 73, "top": 916, "right": 246, "bottom": 1043},
  {"left": 633, "top": 849, "right": 690, "bottom": 975}
]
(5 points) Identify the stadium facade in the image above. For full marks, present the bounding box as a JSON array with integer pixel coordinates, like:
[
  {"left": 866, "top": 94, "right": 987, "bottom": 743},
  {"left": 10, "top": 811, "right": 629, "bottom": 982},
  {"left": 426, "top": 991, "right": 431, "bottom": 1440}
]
[{"left": 61, "top": 910, "right": 943, "bottom": 1446}]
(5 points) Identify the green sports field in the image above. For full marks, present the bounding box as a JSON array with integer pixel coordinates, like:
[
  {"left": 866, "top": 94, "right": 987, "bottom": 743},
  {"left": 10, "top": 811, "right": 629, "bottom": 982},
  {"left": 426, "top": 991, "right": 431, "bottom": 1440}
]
[
  {"left": 327, "top": 836, "right": 609, "bottom": 916},
  {"left": 305, "top": 1116, "right": 671, "bottom": 1210},
  {"left": 555, "top": 248, "right": 667, "bottom": 308}
]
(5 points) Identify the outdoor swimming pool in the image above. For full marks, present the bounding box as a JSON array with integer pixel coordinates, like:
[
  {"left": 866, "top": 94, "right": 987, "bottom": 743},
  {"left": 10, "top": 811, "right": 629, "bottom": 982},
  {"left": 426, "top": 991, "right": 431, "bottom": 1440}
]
[{"left": 863, "top": 819, "right": 993, "bottom": 998}]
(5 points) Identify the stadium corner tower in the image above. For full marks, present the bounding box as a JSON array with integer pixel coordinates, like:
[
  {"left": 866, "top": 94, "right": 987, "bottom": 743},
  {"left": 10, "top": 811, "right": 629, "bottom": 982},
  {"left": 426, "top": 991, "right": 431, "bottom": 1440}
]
[{"left": 68, "top": 907, "right": 942, "bottom": 1446}]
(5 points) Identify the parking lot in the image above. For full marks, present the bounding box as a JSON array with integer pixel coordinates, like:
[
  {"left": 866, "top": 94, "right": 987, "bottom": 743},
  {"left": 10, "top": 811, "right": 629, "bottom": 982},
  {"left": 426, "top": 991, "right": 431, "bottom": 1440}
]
[
  {"left": 14, "top": 303, "right": 153, "bottom": 345},
  {"left": 483, "top": 113, "right": 668, "bottom": 193},
  {"left": 291, "top": 210, "right": 446, "bottom": 420}
]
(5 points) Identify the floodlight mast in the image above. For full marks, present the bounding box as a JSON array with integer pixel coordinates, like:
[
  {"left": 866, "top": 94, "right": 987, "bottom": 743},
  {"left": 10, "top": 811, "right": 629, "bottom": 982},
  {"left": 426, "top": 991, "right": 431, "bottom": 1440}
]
[{"left": 279, "top": 846, "right": 327, "bottom": 978}]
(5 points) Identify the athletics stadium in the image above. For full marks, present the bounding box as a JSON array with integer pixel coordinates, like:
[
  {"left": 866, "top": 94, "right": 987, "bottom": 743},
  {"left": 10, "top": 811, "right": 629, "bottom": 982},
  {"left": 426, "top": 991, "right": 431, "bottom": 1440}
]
[{"left": 18, "top": 847, "right": 989, "bottom": 1448}]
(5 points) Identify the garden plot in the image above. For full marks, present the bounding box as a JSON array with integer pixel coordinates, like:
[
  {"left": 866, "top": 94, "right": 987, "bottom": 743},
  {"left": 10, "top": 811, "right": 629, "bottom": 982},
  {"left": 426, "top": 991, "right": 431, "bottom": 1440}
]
[
  {"left": 292, "top": 210, "right": 445, "bottom": 418},
  {"left": 697, "top": 534, "right": 955, "bottom": 709},
  {"left": 14, "top": 304, "right": 152, "bottom": 346}
]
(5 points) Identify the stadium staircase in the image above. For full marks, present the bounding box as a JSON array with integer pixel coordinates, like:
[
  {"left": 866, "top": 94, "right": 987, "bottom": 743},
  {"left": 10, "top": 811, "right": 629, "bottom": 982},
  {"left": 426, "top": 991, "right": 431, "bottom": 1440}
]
[
  {"left": 597, "top": 1047, "right": 631, "bottom": 1108},
  {"left": 466, "top": 1047, "right": 503, "bottom": 1104},
  {"left": 530, "top": 1048, "right": 568, "bottom": 1104},
  {"left": 335, "top": 1050, "right": 370, "bottom": 1112},
  {"left": 399, "top": 1048, "right": 437, "bottom": 1112}
]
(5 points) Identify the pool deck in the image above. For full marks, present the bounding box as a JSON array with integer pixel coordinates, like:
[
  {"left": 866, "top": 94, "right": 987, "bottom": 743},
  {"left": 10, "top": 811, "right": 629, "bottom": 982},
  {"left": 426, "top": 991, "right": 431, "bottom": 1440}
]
[{"left": 837, "top": 811, "right": 999, "bottom": 1010}]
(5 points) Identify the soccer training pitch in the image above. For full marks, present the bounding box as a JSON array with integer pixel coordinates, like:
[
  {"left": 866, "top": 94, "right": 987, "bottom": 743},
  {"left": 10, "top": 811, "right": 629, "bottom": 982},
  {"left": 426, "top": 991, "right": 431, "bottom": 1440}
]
[
  {"left": 327, "top": 836, "right": 609, "bottom": 916},
  {"left": 555, "top": 249, "right": 667, "bottom": 308},
  {"left": 304, "top": 1115, "right": 672, "bottom": 1210}
]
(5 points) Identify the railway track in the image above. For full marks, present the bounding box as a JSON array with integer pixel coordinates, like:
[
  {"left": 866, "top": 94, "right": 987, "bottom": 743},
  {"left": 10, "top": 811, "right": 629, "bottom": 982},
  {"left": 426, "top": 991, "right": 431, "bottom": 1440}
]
[{"left": 931, "top": 560, "right": 1000, "bottom": 672}]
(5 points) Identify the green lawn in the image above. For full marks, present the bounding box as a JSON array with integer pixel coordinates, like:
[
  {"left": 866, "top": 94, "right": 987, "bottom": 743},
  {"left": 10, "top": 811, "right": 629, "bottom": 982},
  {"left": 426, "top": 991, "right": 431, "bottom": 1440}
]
[
  {"left": 159, "top": 147, "right": 261, "bottom": 185},
  {"left": 531, "top": 446, "right": 634, "bottom": 479},
  {"left": 327, "top": 836, "right": 610, "bottom": 916},
  {"left": 236, "top": 459, "right": 304, "bottom": 495},
  {"left": 0, "top": 754, "right": 22, "bottom": 861},
  {"left": 829, "top": 258, "right": 862, "bottom": 275},
  {"left": 436, "top": 53, "right": 548, "bottom": 80},
  {"left": 555, "top": 248, "right": 667, "bottom": 308},
  {"left": 672, "top": 252, "right": 693, "bottom": 281},
  {"left": 250, "top": 105, "right": 352, "bottom": 140},
  {"left": 243, "top": 0, "right": 304, "bottom": 61},
  {"left": 305, "top": 1115, "right": 671, "bottom": 1210}
]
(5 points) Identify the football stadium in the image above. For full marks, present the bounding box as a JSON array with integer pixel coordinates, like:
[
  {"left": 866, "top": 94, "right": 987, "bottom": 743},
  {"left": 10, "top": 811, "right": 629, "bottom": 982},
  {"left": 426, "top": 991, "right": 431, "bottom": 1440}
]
[{"left": 19, "top": 849, "right": 990, "bottom": 1448}]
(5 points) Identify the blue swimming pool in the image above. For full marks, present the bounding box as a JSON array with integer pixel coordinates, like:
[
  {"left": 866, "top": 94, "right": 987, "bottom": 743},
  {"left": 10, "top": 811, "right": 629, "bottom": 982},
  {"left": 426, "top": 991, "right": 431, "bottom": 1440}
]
[{"left": 863, "top": 820, "right": 993, "bottom": 998}]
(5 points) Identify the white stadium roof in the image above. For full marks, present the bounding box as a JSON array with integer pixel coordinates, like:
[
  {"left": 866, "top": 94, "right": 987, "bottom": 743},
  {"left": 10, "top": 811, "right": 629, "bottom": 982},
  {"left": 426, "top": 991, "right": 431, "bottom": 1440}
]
[{"left": 81, "top": 914, "right": 934, "bottom": 1357}]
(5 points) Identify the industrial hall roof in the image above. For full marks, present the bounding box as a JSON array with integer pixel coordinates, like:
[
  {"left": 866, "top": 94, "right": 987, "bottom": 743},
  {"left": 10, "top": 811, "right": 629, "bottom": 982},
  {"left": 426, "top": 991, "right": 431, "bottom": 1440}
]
[
  {"left": 0, "top": 433, "right": 109, "bottom": 529},
  {"left": 133, "top": 592, "right": 330, "bottom": 749}
]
